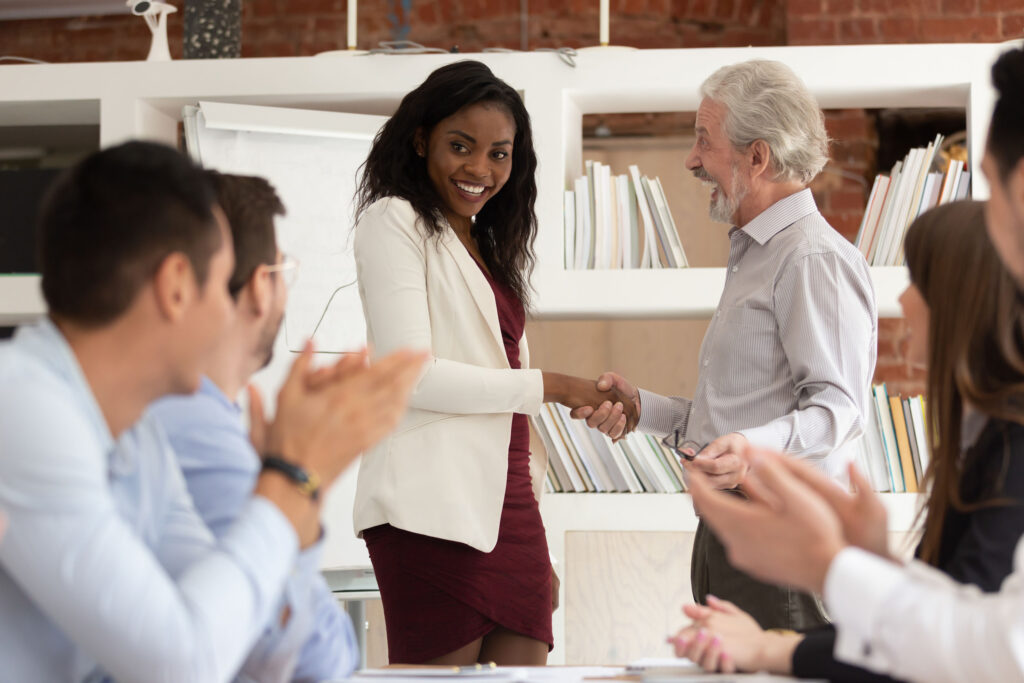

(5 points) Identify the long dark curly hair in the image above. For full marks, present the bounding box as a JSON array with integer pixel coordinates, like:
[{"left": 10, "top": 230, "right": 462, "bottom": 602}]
[{"left": 356, "top": 60, "right": 538, "bottom": 307}]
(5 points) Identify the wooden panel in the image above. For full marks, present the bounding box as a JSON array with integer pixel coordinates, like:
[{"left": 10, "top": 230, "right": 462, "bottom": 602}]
[
  {"left": 564, "top": 530, "right": 694, "bottom": 665},
  {"left": 364, "top": 598, "right": 389, "bottom": 668}
]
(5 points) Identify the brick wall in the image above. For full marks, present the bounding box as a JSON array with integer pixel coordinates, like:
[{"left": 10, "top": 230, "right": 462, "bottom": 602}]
[
  {"left": 0, "top": 0, "right": 785, "bottom": 63},
  {"left": 788, "top": 0, "right": 1024, "bottom": 45}
]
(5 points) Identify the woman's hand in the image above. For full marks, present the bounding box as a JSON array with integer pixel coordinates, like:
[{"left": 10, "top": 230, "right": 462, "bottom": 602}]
[
  {"left": 543, "top": 372, "right": 639, "bottom": 436},
  {"left": 667, "top": 595, "right": 799, "bottom": 674}
]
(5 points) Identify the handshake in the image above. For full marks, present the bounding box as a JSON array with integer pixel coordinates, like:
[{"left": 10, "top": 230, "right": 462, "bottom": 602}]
[{"left": 543, "top": 371, "right": 640, "bottom": 440}]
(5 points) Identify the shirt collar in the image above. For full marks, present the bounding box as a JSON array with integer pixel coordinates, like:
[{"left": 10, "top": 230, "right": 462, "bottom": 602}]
[
  {"left": 14, "top": 317, "right": 115, "bottom": 453},
  {"left": 738, "top": 188, "right": 818, "bottom": 246},
  {"left": 198, "top": 375, "right": 242, "bottom": 417}
]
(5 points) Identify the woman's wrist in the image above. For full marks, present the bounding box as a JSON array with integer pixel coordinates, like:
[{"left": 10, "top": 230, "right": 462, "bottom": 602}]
[
  {"left": 541, "top": 371, "right": 569, "bottom": 404},
  {"left": 756, "top": 631, "right": 801, "bottom": 674}
]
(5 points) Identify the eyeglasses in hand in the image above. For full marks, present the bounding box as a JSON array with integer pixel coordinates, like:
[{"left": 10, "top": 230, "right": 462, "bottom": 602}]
[{"left": 661, "top": 430, "right": 706, "bottom": 462}]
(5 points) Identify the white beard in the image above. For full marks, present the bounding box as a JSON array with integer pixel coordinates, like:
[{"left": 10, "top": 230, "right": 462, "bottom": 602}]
[{"left": 708, "top": 164, "right": 748, "bottom": 225}]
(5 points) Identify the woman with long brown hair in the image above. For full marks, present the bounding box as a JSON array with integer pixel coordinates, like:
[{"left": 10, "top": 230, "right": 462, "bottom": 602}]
[{"left": 669, "top": 199, "right": 1024, "bottom": 680}]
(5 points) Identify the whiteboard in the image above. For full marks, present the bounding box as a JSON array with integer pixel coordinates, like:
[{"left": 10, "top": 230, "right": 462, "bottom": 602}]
[{"left": 184, "top": 101, "right": 389, "bottom": 569}]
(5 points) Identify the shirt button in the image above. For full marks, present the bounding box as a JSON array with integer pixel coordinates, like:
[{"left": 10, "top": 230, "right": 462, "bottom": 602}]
[
  {"left": 703, "top": 359, "right": 709, "bottom": 367},
  {"left": 731, "top": 265, "right": 739, "bottom": 273}
]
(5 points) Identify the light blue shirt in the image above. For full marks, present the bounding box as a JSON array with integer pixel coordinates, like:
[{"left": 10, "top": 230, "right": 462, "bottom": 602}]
[
  {"left": 0, "top": 319, "right": 299, "bottom": 683},
  {"left": 149, "top": 377, "right": 358, "bottom": 682}
]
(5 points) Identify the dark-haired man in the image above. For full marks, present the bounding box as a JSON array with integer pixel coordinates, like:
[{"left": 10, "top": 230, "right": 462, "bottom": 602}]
[
  {"left": 147, "top": 172, "right": 358, "bottom": 682},
  {"left": 681, "top": 44, "right": 1024, "bottom": 683},
  {"left": 0, "top": 141, "right": 425, "bottom": 682}
]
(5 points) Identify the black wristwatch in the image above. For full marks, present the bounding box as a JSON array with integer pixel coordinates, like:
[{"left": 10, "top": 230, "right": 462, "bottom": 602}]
[{"left": 261, "top": 454, "right": 321, "bottom": 502}]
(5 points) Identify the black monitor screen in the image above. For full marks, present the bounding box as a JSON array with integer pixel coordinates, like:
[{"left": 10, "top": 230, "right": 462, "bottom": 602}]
[{"left": 0, "top": 169, "right": 61, "bottom": 274}]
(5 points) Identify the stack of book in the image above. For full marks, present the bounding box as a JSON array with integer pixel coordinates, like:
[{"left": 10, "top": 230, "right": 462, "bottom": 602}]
[
  {"left": 856, "top": 135, "right": 971, "bottom": 266},
  {"left": 563, "top": 161, "right": 689, "bottom": 270},
  {"left": 855, "top": 383, "right": 931, "bottom": 494},
  {"left": 534, "top": 403, "right": 688, "bottom": 493}
]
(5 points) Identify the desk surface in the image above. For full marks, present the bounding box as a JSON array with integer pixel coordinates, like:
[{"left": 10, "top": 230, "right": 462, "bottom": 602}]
[{"left": 338, "top": 665, "right": 821, "bottom": 682}]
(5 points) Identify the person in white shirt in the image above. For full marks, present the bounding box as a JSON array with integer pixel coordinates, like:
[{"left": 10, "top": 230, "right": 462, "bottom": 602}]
[
  {"left": 0, "top": 141, "right": 425, "bottom": 683},
  {"left": 672, "top": 43, "right": 1024, "bottom": 683}
]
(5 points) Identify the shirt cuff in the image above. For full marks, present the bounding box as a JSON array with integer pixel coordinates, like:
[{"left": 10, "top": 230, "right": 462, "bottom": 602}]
[
  {"left": 293, "top": 532, "right": 325, "bottom": 579},
  {"left": 735, "top": 422, "right": 787, "bottom": 452},
  {"left": 636, "top": 389, "right": 679, "bottom": 437},
  {"left": 825, "top": 547, "right": 907, "bottom": 670},
  {"left": 233, "top": 496, "right": 300, "bottom": 585}
]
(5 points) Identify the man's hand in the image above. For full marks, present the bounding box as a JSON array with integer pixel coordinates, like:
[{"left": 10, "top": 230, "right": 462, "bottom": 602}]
[
  {"left": 568, "top": 371, "right": 640, "bottom": 441},
  {"left": 778, "top": 460, "right": 891, "bottom": 560},
  {"left": 265, "top": 342, "right": 428, "bottom": 487},
  {"left": 686, "top": 432, "right": 749, "bottom": 489},
  {"left": 685, "top": 448, "right": 846, "bottom": 594}
]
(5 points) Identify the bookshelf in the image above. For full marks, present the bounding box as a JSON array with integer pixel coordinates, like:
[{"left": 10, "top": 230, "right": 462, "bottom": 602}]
[{"left": 0, "top": 43, "right": 1001, "bottom": 662}]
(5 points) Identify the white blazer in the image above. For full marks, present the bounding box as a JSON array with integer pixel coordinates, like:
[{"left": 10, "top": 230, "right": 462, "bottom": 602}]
[{"left": 352, "top": 197, "right": 545, "bottom": 553}]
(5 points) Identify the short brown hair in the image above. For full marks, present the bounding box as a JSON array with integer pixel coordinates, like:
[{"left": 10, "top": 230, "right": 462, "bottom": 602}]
[
  {"left": 39, "top": 141, "right": 220, "bottom": 327},
  {"left": 205, "top": 171, "right": 286, "bottom": 298}
]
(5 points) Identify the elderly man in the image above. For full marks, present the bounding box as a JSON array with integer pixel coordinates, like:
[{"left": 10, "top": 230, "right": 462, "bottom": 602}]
[
  {"left": 577, "top": 59, "right": 878, "bottom": 630},
  {"left": 681, "top": 44, "right": 1024, "bottom": 683}
]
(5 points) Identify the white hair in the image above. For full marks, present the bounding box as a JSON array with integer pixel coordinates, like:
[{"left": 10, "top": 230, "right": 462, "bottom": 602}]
[{"left": 699, "top": 59, "right": 830, "bottom": 185}]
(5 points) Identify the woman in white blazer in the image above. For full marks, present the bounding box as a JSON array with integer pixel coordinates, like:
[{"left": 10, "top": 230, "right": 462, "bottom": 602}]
[{"left": 352, "top": 61, "right": 636, "bottom": 666}]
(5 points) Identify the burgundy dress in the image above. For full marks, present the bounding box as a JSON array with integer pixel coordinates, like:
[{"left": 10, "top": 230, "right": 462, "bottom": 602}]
[{"left": 362, "top": 263, "right": 553, "bottom": 664}]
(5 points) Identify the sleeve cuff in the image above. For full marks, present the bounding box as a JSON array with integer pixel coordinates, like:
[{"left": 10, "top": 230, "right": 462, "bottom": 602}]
[
  {"left": 293, "top": 532, "right": 325, "bottom": 578},
  {"left": 636, "top": 389, "right": 681, "bottom": 437},
  {"left": 825, "top": 547, "right": 907, "bottom": 668},
  {"left": 518, "top": 368, "right": 544, "bottom": 416},
  {"left": 736, "top": 422, "right": 787, "bottom": 452}
]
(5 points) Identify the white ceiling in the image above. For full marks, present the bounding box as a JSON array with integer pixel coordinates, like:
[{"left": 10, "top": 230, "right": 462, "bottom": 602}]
[{"left": 0, "top": 1, "right": 129, "bottom": 20}]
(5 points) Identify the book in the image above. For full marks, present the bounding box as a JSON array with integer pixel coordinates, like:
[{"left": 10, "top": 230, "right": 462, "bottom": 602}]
[
  {"left": 584, "top": 425, "right": 631, "bottom": 492},
  {"left": 873, "top": 384, "right": 905, "bottom": 493},
  {"left": 620, "top": 434, "right": 660, "bottom": 492},
  {"left": 605, "top": 433, "right": 644, "bottom": 492},
  {"left": 889, "top": 394, "right": 919, "bottom": 493},
  {"left": 628, "top": 164, "right": 660, "bottom": 269},
  {"left": 640, "top": 175, "right": 675, "bottom": 267},
  {"left": 650, "top": 177, "right": 688, "bottom": 267},
  {"left": 955, "top": 171, "right": 971, "bottom": 200},
  {"left": 591, "top": 161, "right": 608, "bottom": 269},
  {"left": 856, "top": 174, "right": 890, "bottom": 259},
  {"left": 548, "top": 403, "right": 594, "bottom": 492},
  {"left": 534, "top": 408, "right": 579, "bottom": 492},
  {"left": 859, "top": 395, "right": 893, "bottom": 492},
  {"left": 616, "top": 174, "right": 634, "bottom": 270},
  {"left": 572, "top": 177, "right": 591, "bottom": 270},
  {"left": 868, "top": 160, "right": 902, "bottom": 265},
  {"left": 909, "top": 396, "right": 931, "bottom": 479},
  {"left": 903, "top": 395, "right": 925, "bottom": 487},
  {"left": 563, "top": 189, "right": 575, "bottom": 269},
  {"left": 562, "top": 407, "right": 615, "bottom": 492}
]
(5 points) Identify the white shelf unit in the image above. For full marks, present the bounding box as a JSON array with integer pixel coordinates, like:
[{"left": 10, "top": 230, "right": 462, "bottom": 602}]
[
  {"left": 0, "top": 43, "right": 1002, "bottom": 324},
  {"left": 0, "top": 45, "right": 997, "bottom": 662}
]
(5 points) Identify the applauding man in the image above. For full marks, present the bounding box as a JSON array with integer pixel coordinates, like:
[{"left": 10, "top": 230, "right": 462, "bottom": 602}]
[
  {"left": 145, "top": 171, "right": 361, "bottom": 682},
  {"left": 0, "top": 142, "right": 425, "bottom": 683},
  {"left": 576, "top": 59, "right": 877, "bottom": 630}
]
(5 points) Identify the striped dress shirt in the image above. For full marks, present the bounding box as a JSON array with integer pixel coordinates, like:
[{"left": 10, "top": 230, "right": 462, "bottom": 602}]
[{"left": 637, "top": 189, "right": 878, "bottom": 481}]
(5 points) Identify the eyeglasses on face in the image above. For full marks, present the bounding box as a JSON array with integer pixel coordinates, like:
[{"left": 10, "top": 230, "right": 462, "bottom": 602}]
[{"left": 265, "top": 253, "right": 300, "bottom": 288}]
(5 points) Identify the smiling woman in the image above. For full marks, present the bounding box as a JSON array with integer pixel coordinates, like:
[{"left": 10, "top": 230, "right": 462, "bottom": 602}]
[{"left": 350, "top": 60, "right": 638, "bottom": 667}]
